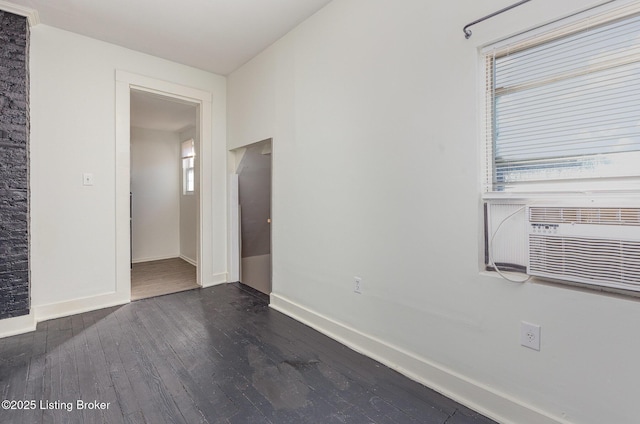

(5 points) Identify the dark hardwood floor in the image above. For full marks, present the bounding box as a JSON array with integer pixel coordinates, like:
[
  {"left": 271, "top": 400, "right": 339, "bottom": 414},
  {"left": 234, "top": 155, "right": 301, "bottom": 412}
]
[{"left": 0, "top": 283, "right": 496, "bottom": 424}]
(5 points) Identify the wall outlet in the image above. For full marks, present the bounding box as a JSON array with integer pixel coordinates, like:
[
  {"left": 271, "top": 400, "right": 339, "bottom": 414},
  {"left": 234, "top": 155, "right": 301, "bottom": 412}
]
[
  {"left": 83, "top": 173, "right": 94, "bottom": 186},
  {"left": 520, "top": 322, "right": 541, "bottom": 351},
  {"left": 354, "top": 277, "right": 362, "bottom": 294}
]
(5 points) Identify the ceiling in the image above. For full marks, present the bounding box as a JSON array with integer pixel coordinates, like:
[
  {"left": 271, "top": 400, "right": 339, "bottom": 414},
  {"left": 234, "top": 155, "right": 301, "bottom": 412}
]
[
  {"left": 3, "top": 0, "right": 333, "bottom": 131},
  {"left": 5, "top": 0, "right": 333, "bottom": 75},
  {"left": 130, "top": 90, "right": 197, "bottom": 133}
]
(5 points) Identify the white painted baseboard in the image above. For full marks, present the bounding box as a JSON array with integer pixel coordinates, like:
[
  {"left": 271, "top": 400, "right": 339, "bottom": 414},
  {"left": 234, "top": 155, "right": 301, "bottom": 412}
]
[
  {"left": 201, "top": 272, "right": 228, "bottom": 288},
  {"left": 0, "top": 291, "right": 130, "bottom": 338},
  {"left": 270, "top": 293, "right": 568, "bottom": 424},
  {"left": 0, "top": 269, "right": 229, "bottom": 338},
  {"left": 34, "top": 292, "right": 130, "bottom": 322},
  {"left": 132, "top": 254, "right": 179, "bottom": 264},
  {"left": 0, "top": 312, "right": 36, "bottom": 338},
  {"left": 179, "top": 255, "right": 197, "bottom": 266}
]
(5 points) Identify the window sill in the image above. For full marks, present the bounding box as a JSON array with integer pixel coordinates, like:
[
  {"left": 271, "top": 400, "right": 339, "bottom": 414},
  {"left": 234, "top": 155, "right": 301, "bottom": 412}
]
[
  {"left": 481, "top": 270, "right": 640, "bottom": 300},
  {"left": 482, "top": 191, "right": 640, "bottom": 205}
]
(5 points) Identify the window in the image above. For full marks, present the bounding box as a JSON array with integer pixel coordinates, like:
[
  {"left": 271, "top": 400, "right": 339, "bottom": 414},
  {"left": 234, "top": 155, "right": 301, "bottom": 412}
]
[
  {"left": 483, "top": 4, "right": 640, "bottom": 193},
  {"left": 181, "top": 139, "right": 195, "bottom": 194}
]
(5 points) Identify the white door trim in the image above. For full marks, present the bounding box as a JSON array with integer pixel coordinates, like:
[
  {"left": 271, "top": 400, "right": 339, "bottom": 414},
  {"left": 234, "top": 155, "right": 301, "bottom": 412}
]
[
  {"left": 115, "top": 70, "right": 214, "bottom": 298},
  {"left": 228, "top": 173, "right": 240, "bottom": 282}
]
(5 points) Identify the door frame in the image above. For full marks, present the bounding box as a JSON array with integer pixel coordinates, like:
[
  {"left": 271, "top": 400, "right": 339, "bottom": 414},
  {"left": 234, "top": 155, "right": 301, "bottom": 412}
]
[{"left": 115, "top": 70, "right": 213, "bottom": 300}]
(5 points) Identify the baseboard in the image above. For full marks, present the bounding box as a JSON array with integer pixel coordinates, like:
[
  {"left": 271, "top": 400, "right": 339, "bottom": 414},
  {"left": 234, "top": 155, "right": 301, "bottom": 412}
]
[
  {"left": 179, "top": 255, "right": 197, "bottom": 266},
  {"left": 34, "top": 291, "right": 130, "bottom": 323},
  {"left": 2, "top": 270, "right": 226, "bottom": 338},
  {"left": 132, "top": 254, "right": 179, "bottom": 264},
  {"left": 201, "top": 272, "right": 228, "bottom": 288},
  {"left": 270, "top": 293, "right": 568, "bottom": 424},
  {"left": 0, "top": 312, "right": 37, "bottom": 338}
]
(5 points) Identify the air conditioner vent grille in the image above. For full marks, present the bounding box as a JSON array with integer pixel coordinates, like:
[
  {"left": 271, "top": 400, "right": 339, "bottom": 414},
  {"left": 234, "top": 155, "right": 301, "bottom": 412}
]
[
  {"left": 529, "top": 207, "right": 640, "bottom": 226},
  {"left": 529, "top": 235, "right": 640, "bottom": 290}
]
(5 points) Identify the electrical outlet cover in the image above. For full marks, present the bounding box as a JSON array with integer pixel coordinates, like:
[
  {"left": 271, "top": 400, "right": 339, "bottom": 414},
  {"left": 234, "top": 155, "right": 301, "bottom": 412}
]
[
  {"left": 83, "top": 173, "right": 94, "bottom": 186},
  {"left": 354, "top": 277, "right": 362, "bottom": 294},
  {"left": 520, "top": 322, "right": 541, "bottom": 351}
]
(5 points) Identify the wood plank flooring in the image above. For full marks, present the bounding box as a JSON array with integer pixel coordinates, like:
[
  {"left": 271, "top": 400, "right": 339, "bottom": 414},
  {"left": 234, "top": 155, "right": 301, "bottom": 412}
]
[
  {"left": 131, "top": 257, "right": 198, "bottom": 301},
  {"left": 0, "top": 284, "right": 496, "bottom": 424}
]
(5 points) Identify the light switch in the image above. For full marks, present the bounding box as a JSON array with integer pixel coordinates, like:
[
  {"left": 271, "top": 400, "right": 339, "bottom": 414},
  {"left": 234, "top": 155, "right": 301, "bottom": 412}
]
[{"left": 83, "top": 173, "right": 94, "bottom": 186}]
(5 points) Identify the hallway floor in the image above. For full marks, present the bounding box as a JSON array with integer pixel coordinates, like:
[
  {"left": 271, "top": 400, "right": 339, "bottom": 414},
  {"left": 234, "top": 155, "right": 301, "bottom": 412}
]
[{"left": 131, "top": 257, "right": 198, "bottom": 300}]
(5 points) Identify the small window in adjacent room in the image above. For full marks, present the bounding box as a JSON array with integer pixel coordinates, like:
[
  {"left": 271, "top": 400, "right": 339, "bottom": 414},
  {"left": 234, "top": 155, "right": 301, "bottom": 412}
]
[
  {"left": 482, "top": 4, "right": 640, "bottom": 193},
  {"left": 181, "top": 139, "right": 195, "bottom": 194}
]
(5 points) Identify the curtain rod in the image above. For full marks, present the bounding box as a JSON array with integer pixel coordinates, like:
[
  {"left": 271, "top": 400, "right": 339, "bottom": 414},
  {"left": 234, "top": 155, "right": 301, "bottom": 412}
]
[{"left": 464, "top": 0, "right": 532, "bottom": 39}]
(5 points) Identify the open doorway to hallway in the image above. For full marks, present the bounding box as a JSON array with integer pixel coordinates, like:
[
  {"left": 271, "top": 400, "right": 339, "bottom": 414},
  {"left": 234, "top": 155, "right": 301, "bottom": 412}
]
[
  {"left": 231, "top": 139, "right": 272, "bottom": 295},
  {"left": 129, "top": 90, "right": 199, "bottom": 300}
]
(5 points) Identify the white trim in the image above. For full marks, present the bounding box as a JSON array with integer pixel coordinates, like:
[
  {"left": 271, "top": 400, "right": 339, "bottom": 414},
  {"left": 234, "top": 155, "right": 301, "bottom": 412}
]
[
  {"left": 131, "top": 254, "right": 181, "bottom": 264},
  {"left": 115, "top": 78, "right": 132, "bottom": 302},
  {"left": 228, "top": 173, "right": 240, "bottom": 282},
  {"left": 1, "top": 273, "right": 223, "bottom": 339},
  {"left": 270, "top": 293, "right": 570, "bottom": 424},
  {"left": 179, "top": 254, "right": 197, "bottom": 267},
  {"left": 201, "top": 272, "right": 228, "bottom": 288},
  {"left": 115, "top": 70, "right": 215, "bottom": 299},
  {"left": 34, "top": 292, "right": 129, "bottom": 323},
  {"left": 0, "top": 312, "right": 36, "bottom": 338},
  {"left": 483, "top": 192, "right": 640, "bottom": 204},
  {"left": 115, "top": 70, "right": 212, "bottom": 103},
  {"left": 0, "top": 1, "right": 40, "bottom": 26}
]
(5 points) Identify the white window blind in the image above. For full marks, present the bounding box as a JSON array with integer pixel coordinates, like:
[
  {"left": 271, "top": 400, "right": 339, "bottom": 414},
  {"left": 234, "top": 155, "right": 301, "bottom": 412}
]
[
  {"left": 483, "top": 3, "right": 640, "bottom": 192},
  {"left": 181, "top": 139, "right": 195, "bottom": 194},
  {"left": 181, "top": 139, "right": 195, "bottom": 159}
]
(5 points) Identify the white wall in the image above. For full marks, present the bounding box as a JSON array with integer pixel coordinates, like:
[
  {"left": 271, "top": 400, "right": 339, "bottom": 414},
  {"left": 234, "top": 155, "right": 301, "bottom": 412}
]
[
  {"left": 29, "top": 24, "right": 227, "bottom": 313},
  {"left": 130, "top": 127, "right": 180, "bottom": 262},
  {"left": 227, "top": 1, "right": 640, "bottom": 423},
  {"left": 179, "top": 127, "right": 198, "bottom": 264}
]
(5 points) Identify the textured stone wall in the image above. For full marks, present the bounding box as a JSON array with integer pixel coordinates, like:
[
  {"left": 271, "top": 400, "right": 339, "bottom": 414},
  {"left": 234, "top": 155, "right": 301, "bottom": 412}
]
[{"left": 0, "top": 11, "right": 29, "bottom": 319}]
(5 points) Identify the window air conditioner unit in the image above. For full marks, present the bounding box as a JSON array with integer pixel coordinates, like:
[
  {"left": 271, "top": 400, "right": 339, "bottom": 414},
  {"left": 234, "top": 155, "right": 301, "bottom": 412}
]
[{"left": 527, "top": 206, "right": 640, "bottom": 293}]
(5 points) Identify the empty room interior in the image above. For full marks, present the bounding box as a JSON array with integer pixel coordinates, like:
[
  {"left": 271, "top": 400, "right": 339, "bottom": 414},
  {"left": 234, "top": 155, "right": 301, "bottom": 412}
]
[{"left": 0, "top": 0, "right": 639, "bottom": 423}]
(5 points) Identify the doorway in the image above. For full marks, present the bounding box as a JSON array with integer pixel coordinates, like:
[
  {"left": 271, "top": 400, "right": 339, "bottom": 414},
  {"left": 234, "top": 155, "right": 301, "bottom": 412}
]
[
  {"left": 129, "top": 90, "right": 199, "bottom": 300},
  {"left": 115, "top": 70, "right": 217, "bottom": 303},
  {"left": 231, "top": 139, "right": 273, "bottom": 294}
]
